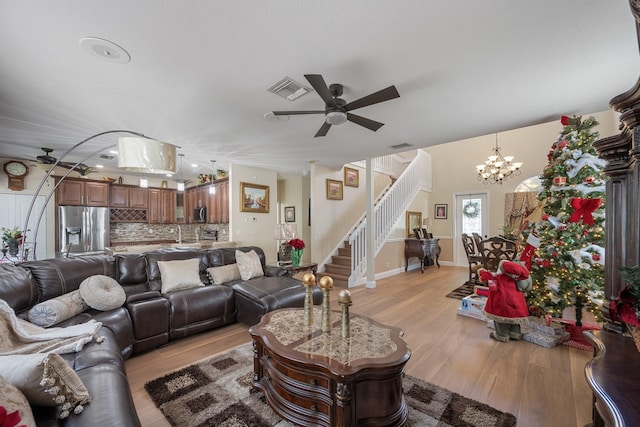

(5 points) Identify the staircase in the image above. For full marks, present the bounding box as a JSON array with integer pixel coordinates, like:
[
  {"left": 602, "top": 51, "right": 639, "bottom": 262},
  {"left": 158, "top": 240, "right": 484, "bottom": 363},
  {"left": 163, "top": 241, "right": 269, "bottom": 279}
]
[{"left": 320, "top": 241, "right": 351, "bottom": 288}]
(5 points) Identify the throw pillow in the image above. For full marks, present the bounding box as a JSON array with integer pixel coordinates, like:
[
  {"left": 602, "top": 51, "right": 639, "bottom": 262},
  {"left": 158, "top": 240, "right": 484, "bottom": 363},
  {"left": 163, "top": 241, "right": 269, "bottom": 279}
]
[
  {"left": 27, "top": 291, "right": 88, "bottom": 328},
  {"left": 235, "top": 250, "right": 264, "bottom": 281},
  {"left": 0, "top": 353, "right": 91, "bottom": 419},
  {"left": 79, "top": 275, "right": 126, "bottom": 311},
  {"left": 0, "top": 376, "right": 36, "bottom": 427},
  {"left": 206, "top": 264, "right": 242, "bottom": 285},
  {"left": 157, "top": 258, "right": 204, "bottom": 294}
]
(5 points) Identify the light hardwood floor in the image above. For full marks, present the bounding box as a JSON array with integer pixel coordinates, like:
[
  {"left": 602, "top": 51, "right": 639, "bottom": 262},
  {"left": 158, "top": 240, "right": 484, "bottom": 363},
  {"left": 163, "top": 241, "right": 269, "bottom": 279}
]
[{"left": 125, "top": 265, "right": 593, "bottom": 427}]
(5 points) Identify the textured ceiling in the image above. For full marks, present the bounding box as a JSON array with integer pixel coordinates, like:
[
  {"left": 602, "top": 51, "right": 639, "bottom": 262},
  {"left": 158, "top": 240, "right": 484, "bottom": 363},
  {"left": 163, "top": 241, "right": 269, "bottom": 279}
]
[{"left": 0, "top": 1, "right": 638, "bottom": 181}]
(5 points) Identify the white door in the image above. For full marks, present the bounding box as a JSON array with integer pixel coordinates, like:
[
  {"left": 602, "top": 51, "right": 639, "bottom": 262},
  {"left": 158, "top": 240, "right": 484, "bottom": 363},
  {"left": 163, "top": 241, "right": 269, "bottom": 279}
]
[{"left": 454, "top": 193, "right": 489, "bottom": 266}]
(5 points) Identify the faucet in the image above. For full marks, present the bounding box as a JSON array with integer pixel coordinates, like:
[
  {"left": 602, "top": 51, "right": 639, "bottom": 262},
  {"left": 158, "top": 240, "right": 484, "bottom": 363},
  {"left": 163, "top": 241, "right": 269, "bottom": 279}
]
[{"left": 177, "top": 225, "right": 182, "bottom": 244}]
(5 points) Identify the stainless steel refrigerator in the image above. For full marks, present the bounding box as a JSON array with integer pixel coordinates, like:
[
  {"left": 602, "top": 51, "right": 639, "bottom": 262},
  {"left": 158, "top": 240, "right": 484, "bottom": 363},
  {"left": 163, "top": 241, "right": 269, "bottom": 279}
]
[{"left": 58, "top": 206, "right": 109, "bottom": 256}]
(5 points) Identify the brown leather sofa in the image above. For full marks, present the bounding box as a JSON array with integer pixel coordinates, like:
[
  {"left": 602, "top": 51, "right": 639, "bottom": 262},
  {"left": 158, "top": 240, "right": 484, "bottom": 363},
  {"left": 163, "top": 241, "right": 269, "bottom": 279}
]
[{"left": 0, "top": 245, "right": 321, "bottom": 426}]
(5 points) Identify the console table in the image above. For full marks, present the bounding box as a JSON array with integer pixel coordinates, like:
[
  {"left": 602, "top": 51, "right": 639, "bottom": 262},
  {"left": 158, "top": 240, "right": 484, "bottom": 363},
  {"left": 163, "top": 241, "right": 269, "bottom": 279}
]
[
  {"left": 404, "top": 238, "right": 440, "bottom": 273},
  {"left": 584, "top": 330, "right": 640, "bottom": 427},
  {"left": 249, "top": 308, "right": 410, "bottom": 427}
]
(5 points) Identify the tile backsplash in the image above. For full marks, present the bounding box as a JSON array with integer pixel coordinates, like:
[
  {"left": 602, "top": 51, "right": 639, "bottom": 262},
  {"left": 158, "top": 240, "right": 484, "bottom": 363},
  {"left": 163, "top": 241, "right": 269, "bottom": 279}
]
[{"left": 110, "top": 222, "right": 229, "bottom": 244}]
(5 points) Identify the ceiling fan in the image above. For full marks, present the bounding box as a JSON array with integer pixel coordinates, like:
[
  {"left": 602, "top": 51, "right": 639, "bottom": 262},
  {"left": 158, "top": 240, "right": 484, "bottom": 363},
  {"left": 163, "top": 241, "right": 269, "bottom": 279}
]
[
  {"left": 31, "top": 147, "right": 92, "bottom": 174},
  {"left": 272, "top": 74, "right": 400, "bottom": 137}
]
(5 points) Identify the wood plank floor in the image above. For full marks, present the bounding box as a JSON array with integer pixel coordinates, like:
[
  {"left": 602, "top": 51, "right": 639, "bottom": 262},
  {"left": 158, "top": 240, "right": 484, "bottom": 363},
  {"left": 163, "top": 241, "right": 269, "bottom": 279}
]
[{"left": 125, "top": 265, "right": 593, "bottom": 427}]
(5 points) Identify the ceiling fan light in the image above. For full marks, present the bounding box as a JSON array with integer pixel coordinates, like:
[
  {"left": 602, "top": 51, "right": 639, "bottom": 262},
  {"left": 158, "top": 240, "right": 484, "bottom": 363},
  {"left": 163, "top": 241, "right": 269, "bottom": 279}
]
[
  {"left": 325, "top": 111, "right": 347, "bottom": 126},
  {"left": 177, "top": 181, "right": 185, "bottom": 192}
]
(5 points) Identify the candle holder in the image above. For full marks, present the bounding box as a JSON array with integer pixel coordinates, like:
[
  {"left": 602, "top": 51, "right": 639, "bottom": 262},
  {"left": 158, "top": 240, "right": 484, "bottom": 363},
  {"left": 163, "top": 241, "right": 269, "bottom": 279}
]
[
  {"left": 302, "top": 273, "right": 316, "bottom": 327},
  {"left": 338, "top": 290, "right": 352, "bottom": 338},
  {"left": 319, "top": 275, "right": 334, "bottom": 333}
]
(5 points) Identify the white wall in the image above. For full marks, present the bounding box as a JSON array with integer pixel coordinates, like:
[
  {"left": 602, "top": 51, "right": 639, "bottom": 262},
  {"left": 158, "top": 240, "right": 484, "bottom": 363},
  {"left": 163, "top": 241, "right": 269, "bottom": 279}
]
[
  {"left": 229, "top": 163, "right": 279, "bottom": 262},
  {"left": 0, "top": 160, "right": 57, "bottom": 259}
]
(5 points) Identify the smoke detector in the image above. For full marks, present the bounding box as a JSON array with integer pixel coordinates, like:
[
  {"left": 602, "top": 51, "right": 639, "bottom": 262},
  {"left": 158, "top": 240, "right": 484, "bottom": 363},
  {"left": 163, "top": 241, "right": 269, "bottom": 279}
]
[{"left": 79, "top": 37, "right": 131, "bottom": 63}]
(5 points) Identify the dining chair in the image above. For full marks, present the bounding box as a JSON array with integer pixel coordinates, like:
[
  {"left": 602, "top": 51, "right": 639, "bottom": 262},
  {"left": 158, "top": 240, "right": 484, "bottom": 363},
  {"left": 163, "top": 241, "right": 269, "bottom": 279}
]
[
  {"left": 479, "top": 236, "right": 518, "bottom": 272},
  {"left": 461, "top": 233, "right": 483, "bottom": 283}
]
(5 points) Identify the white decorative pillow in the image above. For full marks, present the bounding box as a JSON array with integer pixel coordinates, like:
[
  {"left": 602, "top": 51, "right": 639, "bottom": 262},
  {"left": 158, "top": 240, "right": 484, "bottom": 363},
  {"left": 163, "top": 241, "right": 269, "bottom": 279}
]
[
  {"left": 0, "top": 353, "right": 91, "bottom": 419},
  {"left": 157, "top": 258, "right": 204, "bottom": 294},
  {"left": 27, "top": 290, "right": 88, "bottom": 328},
  {"left": 79, "top": 275, "right": 126, "bottom": 311},
  {"left": 235, "top": 250, "right": 264, "bottom": 281},
  {"left": 206, "top": 264, "right": 242, "bottom": 285},
  {"left": 0, "top": 375, "right": 36, "bottom": 427}
]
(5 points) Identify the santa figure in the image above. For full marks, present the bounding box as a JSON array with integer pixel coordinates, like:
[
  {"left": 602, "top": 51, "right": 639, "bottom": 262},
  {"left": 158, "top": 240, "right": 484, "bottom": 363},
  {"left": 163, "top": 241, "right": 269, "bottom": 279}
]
[{"left": 479, "top": 260, "right": 531, "bottom": 342}]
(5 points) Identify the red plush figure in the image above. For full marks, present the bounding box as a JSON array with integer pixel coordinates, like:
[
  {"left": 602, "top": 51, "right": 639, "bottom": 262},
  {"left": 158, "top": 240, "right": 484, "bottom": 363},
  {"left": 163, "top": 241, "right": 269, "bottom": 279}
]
[{"left": 479, "top": 260, "right": 531, "bottom": 342}]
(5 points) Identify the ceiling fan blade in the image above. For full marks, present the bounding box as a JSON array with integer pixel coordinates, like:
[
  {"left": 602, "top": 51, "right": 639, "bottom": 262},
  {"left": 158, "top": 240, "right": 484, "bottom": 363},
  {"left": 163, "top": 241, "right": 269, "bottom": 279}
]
[
  {"left": 347, "top": 113, "right": 385, "bottom": 132},
  {"left": 272, "top": 110, "right": 325, "bottom": 116},
  {"left": 344, "top": 85, "right": 400, "bottom": 111},
  {"left": 314, "top": 122, "right": 332, "bottom": 137},
  {"left": 304, "top": 74, "right": 335, "bottom": 106}
]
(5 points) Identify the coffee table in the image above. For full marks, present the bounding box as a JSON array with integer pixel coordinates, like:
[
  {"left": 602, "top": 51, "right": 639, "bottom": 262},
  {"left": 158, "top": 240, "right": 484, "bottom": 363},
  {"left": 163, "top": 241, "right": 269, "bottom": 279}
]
[{"left": 249, "top": 307, "right": 410, "bottom": 427}]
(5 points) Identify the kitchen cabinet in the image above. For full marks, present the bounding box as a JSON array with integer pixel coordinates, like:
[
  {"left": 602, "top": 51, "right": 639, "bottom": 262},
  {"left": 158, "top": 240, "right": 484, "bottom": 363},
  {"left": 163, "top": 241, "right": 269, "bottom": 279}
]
[
  {"left": 56, "top": 178, "right": 109, "bottom": 206},
  {"left": 110, "top": 185, "right": 148, "bottom": 209},
  {"left": 148, "top": 188, "right": 176, "bottom": 224},
  {"left": 185, "top": 178, "right": 229, "bottom": 224}
]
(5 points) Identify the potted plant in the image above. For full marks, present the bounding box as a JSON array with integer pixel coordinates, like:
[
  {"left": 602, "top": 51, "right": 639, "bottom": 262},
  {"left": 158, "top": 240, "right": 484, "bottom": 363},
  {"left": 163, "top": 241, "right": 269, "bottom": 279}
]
[
  {"left": 1, "top": 226, "right": 25, "bottom": 256},
  {"left": 611, "top": 265, "right": 640, "bottom": 350}
]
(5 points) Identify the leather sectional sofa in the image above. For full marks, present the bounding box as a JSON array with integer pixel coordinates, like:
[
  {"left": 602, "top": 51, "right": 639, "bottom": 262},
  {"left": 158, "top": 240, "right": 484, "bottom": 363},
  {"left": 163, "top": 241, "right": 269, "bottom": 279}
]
[{"left": 0, "top": 246, "right": 322, "bottom": 426}]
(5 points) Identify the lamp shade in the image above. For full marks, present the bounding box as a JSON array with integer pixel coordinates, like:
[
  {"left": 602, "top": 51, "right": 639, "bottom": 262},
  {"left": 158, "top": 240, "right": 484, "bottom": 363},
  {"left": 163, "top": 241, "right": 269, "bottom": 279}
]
[
  {"left": 117, "top": 137, "right": 177, "bottom": 174},
  {"left": 274, "top": 223, "right": 298, "bottom": 240}
]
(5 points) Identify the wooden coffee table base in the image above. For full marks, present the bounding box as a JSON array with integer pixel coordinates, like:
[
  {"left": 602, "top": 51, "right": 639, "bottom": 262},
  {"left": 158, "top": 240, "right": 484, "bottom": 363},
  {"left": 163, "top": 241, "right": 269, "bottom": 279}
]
[{"left": 250, "top": 308, "right": 410, "bottom": 427}]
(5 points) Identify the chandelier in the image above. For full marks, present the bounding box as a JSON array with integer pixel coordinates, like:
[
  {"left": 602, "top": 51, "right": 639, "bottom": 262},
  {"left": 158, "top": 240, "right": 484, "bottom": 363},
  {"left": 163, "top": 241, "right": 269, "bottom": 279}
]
[{"left": 475, "top": 134, "right": 523, "bottom": 184}]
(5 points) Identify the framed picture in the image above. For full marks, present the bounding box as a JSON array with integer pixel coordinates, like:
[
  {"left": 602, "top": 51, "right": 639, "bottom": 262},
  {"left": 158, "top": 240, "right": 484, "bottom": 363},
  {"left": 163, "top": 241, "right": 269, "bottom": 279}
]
[
  {"left": 434, "top": 204, "right": 448, "bottom": 219},
  {"left": 240, "top": 182, "right": 269, "bottom": 213},
  {"left": 344, "top": 166, "right": 359, "bottom": 187},
  {"left": 326, "top": 179, "right": 343, "bottom": 200},
  {"left": 284, "top": 206, "right": 295, "bottom": 222}
]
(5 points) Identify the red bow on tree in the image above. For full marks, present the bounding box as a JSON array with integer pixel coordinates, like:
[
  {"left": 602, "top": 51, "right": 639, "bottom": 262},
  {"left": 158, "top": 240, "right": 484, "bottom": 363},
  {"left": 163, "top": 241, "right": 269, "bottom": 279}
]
[{"left": 568, "top": 197, "right": 601, "bottom": 225}]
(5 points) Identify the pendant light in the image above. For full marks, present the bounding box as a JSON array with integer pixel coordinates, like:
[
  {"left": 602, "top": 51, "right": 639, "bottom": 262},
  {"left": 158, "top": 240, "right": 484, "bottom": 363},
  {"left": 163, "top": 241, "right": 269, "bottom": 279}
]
[
  {"left": 177, "top": 153, "right": 185, "bottom": 192},
  {"left": 209, "top": 160, "right": 216, "bottom": 195}
]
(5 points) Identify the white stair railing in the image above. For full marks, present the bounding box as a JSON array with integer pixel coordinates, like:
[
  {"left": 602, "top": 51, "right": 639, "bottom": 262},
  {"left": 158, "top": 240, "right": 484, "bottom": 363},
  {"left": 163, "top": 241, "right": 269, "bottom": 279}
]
[{"left": 348, "top": 150, "right": 428, "bottom": 287}]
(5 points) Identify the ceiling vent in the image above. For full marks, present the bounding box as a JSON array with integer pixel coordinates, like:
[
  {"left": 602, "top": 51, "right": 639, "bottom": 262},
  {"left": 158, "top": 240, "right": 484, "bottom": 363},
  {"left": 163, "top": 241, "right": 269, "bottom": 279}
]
[
  {"left": 390, "top": 143, "right": 413, "bottom": 150},
  {"left": 99, "top": 154, "right": 114, "bottom": 160},
  {"left": 268, "top": 77, "right": 311, "bottom": 101}
]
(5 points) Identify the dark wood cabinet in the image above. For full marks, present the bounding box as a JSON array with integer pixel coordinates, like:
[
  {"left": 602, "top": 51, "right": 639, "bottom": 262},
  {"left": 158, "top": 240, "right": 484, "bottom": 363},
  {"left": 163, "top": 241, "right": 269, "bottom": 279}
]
[
  {"left": 404, "top": 238, "right": 440, "bottom": 273},
  {"left": 184, "top": 178, "right": 229, "bottom": 224},
  {"left": 56, "top": 178, "right": 109, "bottom": 206},
  {"left": 148, "top": 188, "right": 176, "bottom": 224},
  {"left": 110, "top": 184, "right": 148, "bottom": 209}
]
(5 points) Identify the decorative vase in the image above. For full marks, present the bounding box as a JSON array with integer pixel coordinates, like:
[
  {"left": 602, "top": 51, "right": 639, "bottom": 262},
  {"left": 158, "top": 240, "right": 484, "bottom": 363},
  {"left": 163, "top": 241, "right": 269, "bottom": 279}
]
[
  {"left": 7, "top": 240, "right": 19, "bottom": 257},
  {"left": 291, "top": 249, "right": 302, "bottom": 267}
]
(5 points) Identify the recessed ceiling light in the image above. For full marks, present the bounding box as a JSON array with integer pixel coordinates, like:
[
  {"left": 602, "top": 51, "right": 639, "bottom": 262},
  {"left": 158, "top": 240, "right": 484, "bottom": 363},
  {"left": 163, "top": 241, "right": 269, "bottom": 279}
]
[
  {"left": 79, "top": 37, "right": 131, "bottom": 63},
  {"left": 109, "top": 150, "right": 118, "bottom": 155},
  {"left": 95, "top": 164, "right": 104, "bottom": 168},
  {"left": 191, "top": 163, "right": 198, "bottom": 168}
]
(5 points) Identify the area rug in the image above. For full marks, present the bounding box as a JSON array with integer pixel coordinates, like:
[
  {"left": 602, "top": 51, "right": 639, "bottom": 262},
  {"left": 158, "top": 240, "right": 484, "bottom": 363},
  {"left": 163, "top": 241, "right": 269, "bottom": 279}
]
[
  {"left": 446, "top": 281, "right": 476, "bottom": 300},
  {"left": 145, "top": 343, "right": 517, "bottom": 427}
]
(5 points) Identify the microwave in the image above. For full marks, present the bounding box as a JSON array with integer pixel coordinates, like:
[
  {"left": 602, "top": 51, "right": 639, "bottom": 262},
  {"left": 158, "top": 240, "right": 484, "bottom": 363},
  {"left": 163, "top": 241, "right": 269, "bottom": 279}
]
[{"left": 193, "top": 207, "right": 207, "bottom": 222}]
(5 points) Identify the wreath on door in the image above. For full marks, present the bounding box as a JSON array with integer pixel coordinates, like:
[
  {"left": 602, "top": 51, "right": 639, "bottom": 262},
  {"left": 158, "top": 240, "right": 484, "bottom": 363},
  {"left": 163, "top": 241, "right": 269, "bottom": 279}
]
[{"left": 463, "top": 201, "right": 480, "bottom": 219}]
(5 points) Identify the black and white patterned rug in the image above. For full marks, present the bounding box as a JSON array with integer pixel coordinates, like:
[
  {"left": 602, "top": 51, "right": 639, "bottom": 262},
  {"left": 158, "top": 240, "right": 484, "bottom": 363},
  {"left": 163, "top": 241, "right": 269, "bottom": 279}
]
[{"left": 145, "top": 343, "right": 516, "bottom": 427}]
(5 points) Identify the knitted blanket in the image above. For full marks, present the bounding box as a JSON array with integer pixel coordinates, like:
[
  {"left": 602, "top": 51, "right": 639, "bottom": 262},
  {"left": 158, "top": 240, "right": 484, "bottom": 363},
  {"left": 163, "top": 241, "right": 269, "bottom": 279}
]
[{"left": 0, "top": 298, "right": 102, "bottom": 356}]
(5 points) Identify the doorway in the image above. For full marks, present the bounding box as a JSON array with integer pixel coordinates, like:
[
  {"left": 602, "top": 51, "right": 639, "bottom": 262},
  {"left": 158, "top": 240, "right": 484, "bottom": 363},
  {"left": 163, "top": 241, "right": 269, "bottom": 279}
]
[{"left": 454, "top": 192, "right": 489, "bottom": 266}]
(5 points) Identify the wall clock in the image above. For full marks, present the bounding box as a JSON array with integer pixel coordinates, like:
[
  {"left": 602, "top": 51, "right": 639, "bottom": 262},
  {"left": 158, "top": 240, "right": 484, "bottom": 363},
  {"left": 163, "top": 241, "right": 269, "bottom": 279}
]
[{"left": 3, "top": 160, "right": 29, "bottom": 191}]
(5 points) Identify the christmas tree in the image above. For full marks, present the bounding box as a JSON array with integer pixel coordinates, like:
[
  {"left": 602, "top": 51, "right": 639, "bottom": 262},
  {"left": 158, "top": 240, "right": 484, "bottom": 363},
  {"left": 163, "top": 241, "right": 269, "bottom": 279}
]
[{"left": 523, "top": 115, "right": 607, "bottom": 325}]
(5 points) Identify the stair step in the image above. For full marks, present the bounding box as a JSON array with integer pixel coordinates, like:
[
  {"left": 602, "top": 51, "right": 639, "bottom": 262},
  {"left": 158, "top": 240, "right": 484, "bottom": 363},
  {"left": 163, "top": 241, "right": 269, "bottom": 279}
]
[
  {"left": 337, "top": 247, "right": 351, "bottom": 257},
  {"left": 332, "top": 255, "right": 351, "bottom": 266},
  {"left": 325, "top": 263, "right": 350, "bottom": 275}
]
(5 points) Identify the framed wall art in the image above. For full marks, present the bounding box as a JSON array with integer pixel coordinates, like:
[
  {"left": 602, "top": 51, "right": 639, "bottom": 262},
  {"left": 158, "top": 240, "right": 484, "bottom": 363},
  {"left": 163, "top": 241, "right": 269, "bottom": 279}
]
[
  {"left": 434, "top": 203, "right": 448, "bottom": 219},
  {"left": 344, "top": 166, "right": 359, "bottom": 187},
  {"left": 326, "top": 179, "right": 343, "bottom": 200},
  {"left": 284, "top": 206, "right": 295, "bottom": 222},
  {"left": 240, "top": 182, "right": 269, "bottom": 213}
]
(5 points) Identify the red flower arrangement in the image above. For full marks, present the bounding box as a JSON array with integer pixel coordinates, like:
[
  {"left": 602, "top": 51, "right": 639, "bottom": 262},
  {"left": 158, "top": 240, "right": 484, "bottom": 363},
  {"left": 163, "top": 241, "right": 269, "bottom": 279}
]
[{"left": 288, "top": 238, "right": 305, "bottom": 250}]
